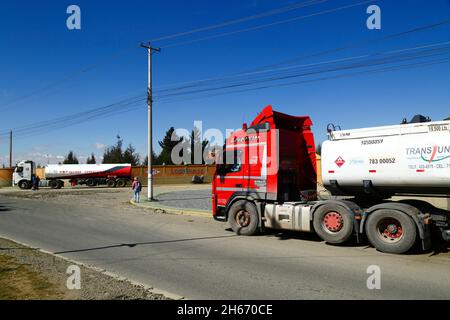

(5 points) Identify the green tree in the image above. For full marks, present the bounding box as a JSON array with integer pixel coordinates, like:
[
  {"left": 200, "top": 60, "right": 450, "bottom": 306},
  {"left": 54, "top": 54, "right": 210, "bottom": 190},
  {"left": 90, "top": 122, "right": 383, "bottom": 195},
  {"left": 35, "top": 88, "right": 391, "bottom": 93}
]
[
  {"left": 123, "top": 144, "right": 140, "bottom": 166},
  {"left": 142, "top": 150, "right": 160, "bottom": 166},
  {"left": 86, "top": 153, "right": 96, "bottom": 164},
  {"left": 157, "top": 127, "right": 184, "bottom": 165},
  {"left": 63, "top": 151, "right": 79, "bottom": 164},
  {"left": 102, "top": 137, "right": 124, "bottom": 163}
]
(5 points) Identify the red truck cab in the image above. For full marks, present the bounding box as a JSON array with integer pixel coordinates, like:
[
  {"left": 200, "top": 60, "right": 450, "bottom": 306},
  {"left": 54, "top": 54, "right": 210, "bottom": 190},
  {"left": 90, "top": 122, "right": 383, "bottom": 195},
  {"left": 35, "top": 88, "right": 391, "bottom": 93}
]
[{"left": 212, "top": 105, "right": 317, "bottom": 228}]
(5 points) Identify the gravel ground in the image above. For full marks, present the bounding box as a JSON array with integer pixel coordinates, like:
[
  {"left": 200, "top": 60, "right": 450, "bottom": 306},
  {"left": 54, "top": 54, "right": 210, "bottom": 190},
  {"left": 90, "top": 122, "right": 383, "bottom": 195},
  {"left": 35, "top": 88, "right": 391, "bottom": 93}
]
[
  {"left": 156, "top": 189, "right": 212, "bottom": 211},
  {"left": 0, "top": 237, "right": 168, "bottom": 300},
  {"left": 0, "top": 184, "right": 211, "bottom": 211}
]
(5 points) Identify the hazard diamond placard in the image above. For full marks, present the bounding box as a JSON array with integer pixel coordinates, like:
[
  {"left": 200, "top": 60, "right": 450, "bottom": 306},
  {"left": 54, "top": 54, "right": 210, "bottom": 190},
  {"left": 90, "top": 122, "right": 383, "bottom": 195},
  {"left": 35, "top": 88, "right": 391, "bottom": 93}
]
[{"left": 335, "top": 156, "right": 346, "bottom": 168}]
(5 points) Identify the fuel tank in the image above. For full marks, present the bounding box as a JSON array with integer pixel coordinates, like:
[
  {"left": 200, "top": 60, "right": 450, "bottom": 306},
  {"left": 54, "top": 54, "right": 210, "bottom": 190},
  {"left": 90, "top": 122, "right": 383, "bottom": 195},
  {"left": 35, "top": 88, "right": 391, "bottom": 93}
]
[
  {"left": 321, "top": 119, "right": 450, "bottom": 197},
  {"left": 44, "top": 164, "right": 131, "bottom": 180}
]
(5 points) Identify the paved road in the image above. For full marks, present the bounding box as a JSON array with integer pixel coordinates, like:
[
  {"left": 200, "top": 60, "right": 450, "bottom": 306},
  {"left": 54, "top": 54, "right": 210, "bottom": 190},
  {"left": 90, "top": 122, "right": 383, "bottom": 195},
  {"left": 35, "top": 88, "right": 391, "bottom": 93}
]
[{"left": 1, "top": 194, "right": 450, "bottom": 299}]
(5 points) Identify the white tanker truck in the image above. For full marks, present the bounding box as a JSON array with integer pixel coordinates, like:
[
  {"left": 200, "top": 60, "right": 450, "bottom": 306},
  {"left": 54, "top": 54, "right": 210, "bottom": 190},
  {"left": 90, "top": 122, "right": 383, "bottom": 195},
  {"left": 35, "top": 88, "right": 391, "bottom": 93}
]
[{"left": 13, "top": 161, "right": 132, "bottom": 189}]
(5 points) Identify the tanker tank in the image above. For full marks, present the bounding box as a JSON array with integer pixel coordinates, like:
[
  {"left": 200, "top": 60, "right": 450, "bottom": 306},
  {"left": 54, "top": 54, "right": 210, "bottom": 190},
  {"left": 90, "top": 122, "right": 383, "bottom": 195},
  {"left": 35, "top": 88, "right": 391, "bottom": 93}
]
[
  {"left": 321, "top": 117, "right": 450, "bottom": 198},
  {"left": 44, "top": 163, "right": 131, "bottom": 180}
]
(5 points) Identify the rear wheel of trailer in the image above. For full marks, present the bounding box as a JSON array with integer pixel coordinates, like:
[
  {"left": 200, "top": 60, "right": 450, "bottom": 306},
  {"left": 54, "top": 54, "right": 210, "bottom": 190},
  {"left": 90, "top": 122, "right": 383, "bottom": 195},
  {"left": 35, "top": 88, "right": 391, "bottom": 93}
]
[
  {"left": 365, "top": 209, "right": 418, "bottom": 254},
  {"left": 116, "top": 179, "right": 127, "bottom": 188}
]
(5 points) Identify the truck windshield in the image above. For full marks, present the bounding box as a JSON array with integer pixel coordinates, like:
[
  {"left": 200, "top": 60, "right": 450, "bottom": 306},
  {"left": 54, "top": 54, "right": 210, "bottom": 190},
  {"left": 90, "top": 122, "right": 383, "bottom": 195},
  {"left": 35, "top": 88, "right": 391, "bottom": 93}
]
[{"left": 218, "top": 150, "right": 242, "bottom": 174}]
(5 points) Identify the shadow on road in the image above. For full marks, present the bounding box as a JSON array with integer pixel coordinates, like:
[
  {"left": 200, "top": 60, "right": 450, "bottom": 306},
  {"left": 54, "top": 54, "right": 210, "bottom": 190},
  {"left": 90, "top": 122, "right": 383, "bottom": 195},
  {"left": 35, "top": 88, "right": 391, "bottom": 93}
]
[
  {"left": 0, "top": 204, "right": 12, "bottom": 213},
  {"left": 53, "top": 234, "right": 238, "bottom": 254}
]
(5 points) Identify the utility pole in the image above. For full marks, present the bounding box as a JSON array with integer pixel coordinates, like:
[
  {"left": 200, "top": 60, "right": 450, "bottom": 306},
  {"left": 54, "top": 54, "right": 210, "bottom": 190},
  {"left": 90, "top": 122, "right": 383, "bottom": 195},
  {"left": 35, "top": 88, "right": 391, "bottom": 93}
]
[
  {"left": 141, "top": 42, "right": 160, "bottom": 201},
  {"left": 9, "top": 130, "right": 12, "bottom": 168}
]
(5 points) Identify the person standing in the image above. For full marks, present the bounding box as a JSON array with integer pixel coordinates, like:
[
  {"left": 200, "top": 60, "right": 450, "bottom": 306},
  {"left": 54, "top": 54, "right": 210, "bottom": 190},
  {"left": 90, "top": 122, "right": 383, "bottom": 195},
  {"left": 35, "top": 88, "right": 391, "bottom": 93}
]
[
  {"left": 34, "top": 175, "right": 40, "bottom": 191},
  {"left": 131, "top": 177, "right": 142, "bottom": 203},
  {"left": 31, "top": 175, "right": 36, "bottom": 191}
]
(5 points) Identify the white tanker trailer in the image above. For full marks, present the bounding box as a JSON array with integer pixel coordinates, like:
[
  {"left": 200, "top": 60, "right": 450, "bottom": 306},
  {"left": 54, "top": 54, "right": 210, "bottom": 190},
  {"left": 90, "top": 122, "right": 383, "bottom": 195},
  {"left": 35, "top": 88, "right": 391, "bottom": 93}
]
[
  {"left": 322, "top": 116, "right": 450, "bottom": 197},
  {"left": 13, "top": 161, "right": 132, "bottom": 189}
]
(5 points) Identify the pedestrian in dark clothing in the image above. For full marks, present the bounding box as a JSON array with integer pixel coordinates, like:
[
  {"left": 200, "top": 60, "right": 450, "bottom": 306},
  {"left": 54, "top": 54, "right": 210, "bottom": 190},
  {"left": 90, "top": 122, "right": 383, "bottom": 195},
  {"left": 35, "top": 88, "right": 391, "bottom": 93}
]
[
  {"left": 34, "top": 175, "right": 40, "bottom": 191},
  {"left": 31, "top": 175, "right": 36, "bottom": 191}
]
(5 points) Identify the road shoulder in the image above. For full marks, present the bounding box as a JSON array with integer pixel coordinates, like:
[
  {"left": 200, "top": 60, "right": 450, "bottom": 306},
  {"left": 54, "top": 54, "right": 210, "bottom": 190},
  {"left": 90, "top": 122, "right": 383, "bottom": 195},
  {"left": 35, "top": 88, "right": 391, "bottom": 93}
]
[{"left": 0, "top": 237, "right": 181, "bottom": 300}]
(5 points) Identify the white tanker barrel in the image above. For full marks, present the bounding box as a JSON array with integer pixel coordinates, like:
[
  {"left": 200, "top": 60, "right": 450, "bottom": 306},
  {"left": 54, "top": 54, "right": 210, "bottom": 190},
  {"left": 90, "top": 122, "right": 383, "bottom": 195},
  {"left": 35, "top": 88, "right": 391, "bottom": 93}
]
[
  {"left": 321, "top": 119, "right": 450, "bottom": 197},
  {"left": 44, "top": 164, "right": 132, "bottom": 180}
]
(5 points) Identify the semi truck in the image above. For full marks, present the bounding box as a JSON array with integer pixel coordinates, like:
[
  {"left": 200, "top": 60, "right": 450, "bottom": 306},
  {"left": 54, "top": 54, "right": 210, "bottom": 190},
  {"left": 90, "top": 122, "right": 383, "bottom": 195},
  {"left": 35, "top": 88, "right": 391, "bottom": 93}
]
[
  {"left": 12, "top": 161, "right": 132, "bottom": 189},
  {"left": 212, "top": 105, "right": 450, "bottom": 254}
]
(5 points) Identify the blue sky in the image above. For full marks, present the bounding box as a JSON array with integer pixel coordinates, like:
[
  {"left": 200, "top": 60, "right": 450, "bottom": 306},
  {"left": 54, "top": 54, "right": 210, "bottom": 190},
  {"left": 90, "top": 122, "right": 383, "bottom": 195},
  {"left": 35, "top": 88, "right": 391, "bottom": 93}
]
[{"left": 0, "top": 0, "right": 449, "bottom": 165}]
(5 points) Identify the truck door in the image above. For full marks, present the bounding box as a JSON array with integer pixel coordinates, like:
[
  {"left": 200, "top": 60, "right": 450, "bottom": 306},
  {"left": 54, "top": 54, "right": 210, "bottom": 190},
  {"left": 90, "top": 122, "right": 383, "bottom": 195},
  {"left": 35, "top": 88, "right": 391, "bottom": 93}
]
[{"left": 215, "top": 147, "right": 244, "bottom": 206}]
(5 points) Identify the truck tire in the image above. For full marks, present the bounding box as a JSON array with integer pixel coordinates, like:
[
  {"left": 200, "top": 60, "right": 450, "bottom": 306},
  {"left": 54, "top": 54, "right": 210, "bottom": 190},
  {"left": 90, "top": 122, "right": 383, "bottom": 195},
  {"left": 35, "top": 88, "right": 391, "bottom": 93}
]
[
  {"left": 228, "top": 200, "right": 259, "bottom": 236},
  {"left": 86, "top": 178, "right": 96, "bottom": 187},
  {"left": 56, "top": 180, "right": 64, "bottom": 189},
  {"left": 106, "top": 179, "right": 116, "bottom": 188},
  {"left": 313, "top": 204, "right": 354, "bottom": 244},
  {"left": 49, "top": 180, "right": 59, "bottom": 189},
  {"left": 18, "top": 180, "right": 30, "bottom": 190},
  {"left": 116, "top": 179, "right": 127, "bottom": 188},
  {"left": 365, "top": 209, "right": 417, "bottom": 254}
]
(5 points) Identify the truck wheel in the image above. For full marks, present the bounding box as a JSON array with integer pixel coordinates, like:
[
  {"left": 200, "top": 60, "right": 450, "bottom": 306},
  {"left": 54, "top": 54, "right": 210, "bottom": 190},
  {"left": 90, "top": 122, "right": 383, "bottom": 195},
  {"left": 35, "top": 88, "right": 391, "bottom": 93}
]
[
  {"left": 313, "top": 204, "right": 354, "bottom": 244},
  {"left": 116, "top": 179, "right": 127, "bottom": 188},
  {"left": 365, "top": 209, "right": 417, "bottom": 254},
  {"left": 86, "top": 178, "right": 96, "bottom": 187},
  {"left": 228, "top": 200, "right": 259, "bottom": 236},
  {"left": 49, "top": 180, "right": 58, "bottom": 189},
  {"left": 56, "top": 180, "right": 64, "bottom": 189},
  {"left": 18, "top": 180, "right": 30, "bottom": 190},
  {"left": 106, "top": 179, "right": 116, "bottom": 188}
]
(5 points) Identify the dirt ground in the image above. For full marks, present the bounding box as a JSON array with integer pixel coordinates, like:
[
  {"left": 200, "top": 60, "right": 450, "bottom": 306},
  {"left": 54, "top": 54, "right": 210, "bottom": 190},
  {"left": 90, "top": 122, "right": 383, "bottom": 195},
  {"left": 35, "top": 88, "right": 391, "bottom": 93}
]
[
  {"left": 0, "top": 185, "right": 210, "bottom": 210},
  {"left": 0, "top": 237, "right": 168, "bottom": 300}
]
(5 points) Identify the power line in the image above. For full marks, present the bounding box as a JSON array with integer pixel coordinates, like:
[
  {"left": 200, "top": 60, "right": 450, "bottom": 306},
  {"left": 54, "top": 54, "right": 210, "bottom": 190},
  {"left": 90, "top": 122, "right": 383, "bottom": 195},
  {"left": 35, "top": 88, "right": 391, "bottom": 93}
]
[
  {"left": 154, "top": 18, "right": 450, "bottom": 92},
  {"left": 160, "top": 0, "right": 374, "bottom": 49},
  {"left": 0, "top": 95, "right": 146, "bottom": 138},
  {"left": 148, "top": 0, "right": 328, "bottom": 43},
  {"left": 0, "top": 0, "right": 328, "bottom": 109},
  {"left": 4, "top": 39, "right": 450, "bottom": 141},
  {"left": 156, "top": 57, "right": 450, "bottom": 105},
  {"left": 153, "top": 40, "right": 450, "bottom": 99}
]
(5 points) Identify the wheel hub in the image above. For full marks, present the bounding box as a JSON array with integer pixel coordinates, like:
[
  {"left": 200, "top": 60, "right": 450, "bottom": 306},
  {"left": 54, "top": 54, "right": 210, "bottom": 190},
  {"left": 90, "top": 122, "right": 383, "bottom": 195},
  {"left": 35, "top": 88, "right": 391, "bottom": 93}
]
[
  {"left": 236, "top": 210, "right": 250, "bottom": 227},
  {"left": 379, "top": 219, "right": 403, "bottom": 241},
  {"left": 323, "top": 211, "right": 343, "bottom": 232}
]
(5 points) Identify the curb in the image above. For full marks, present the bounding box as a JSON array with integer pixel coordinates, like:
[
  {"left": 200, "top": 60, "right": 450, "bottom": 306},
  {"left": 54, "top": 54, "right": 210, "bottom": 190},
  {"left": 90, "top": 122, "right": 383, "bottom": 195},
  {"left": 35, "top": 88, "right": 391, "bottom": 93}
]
[
  {"left": 0, "top": 237, "right": 185, "bottom": 300},
  {"left": 129, "top": 200, "right": 212, "bottom": 218}
]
